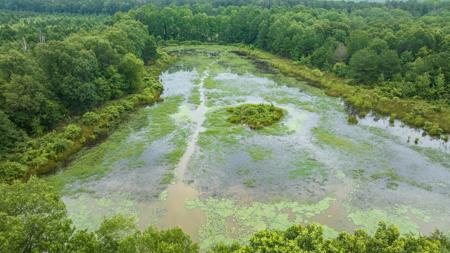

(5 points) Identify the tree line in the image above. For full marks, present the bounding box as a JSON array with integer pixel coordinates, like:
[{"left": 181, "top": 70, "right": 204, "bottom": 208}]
[
  {"left": 0, "top": 12, "right": 111, "bottom": 46},
  {"left": 130, "top": 3, "right": 450, "bottom": 104},
  {"left": 1, "top": 0, "right": 449, "bottom": 15},
  {"left": 0, "top": 0, "right": 144, "bottom": 14}
]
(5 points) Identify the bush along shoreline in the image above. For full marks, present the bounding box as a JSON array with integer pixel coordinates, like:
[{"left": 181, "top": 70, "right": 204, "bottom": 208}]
[
  {"left": 235, "top": 47, "right": 450, "bottom": 140},
  {"left": 0, "top": 52, "right": 175, "bottom": 184}
]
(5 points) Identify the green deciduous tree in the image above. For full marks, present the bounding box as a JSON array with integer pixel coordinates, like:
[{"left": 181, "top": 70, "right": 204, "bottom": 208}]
[
  {"left": 0, "top": 110, "right": 26, "bottom": 155},
  {"left": 0, "top": 177, "right": 73, "bottom": 252},
  {"left": 348, "top": 48, "right": 380, "bottom": 84},
  {"left": 119, "top": 53, "right": 145, "bottom": 92}
]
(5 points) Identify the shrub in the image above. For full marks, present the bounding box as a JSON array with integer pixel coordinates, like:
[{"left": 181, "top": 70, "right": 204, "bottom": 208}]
[
  {"left": 210, "top": 222, "right": 442, "bottom": 253},
  {"left": 82, "top": 112, "right": 100, "bottom": 126},
  {"left": 389, "top": 114, "right": 396, "bottom": 125},
  {"left": 347, "top": 115, "right": 358, "bottom": 125},
  {"left": 227, "top": 103, "right": 284, "bottom": 129},
  {"left": 63, "top": 124, "right": 82, "bottom": 140},
  {"left": 424, "top": 121, "right": 443, "bottom": 137},
  {"left": 0, "top": 161, "right": 27, "bottom": 183}
]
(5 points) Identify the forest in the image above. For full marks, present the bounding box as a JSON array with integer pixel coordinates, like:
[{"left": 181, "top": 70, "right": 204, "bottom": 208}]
[{"left": 1, "top": 0, "right": 450, "bottom": 252}]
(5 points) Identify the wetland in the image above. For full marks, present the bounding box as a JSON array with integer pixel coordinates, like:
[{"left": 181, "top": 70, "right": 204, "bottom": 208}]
[{"left": 46, "top": 46, "right": 450, "bottom": 250}]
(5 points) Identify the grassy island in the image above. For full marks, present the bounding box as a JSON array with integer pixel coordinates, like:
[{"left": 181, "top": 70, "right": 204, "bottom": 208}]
[{"left": 227, "top": 104, "right": 284, "bottom": 129}]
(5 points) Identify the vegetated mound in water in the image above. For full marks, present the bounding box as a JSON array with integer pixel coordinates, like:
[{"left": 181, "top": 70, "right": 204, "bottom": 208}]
[{"left": 227, "top": 103, "right": 284, "bottom": 129}]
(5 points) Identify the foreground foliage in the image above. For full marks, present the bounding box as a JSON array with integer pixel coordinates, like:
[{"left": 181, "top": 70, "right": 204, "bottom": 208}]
[
  {"left": 211, "top": 223, "right": 447, "bottom": 253},
  {"left": 227, "top": 104, "right": 284, "bottom": 129},
  {"left": 1, "top": 178, "right": 449, "bottom": 253}
]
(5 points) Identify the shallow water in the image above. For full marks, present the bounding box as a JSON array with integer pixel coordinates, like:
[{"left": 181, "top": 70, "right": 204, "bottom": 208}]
[{"left": 47, "top": 47, "right": 450, "bottom": 250}]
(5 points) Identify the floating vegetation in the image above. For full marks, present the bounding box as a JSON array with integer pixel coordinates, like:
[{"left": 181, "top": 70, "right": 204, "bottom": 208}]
[
  {"left": 163, "top": 127, "right": 191, "bottom": 166},
  {"left": 370, "top": 168, "right": 432, "bottom": 191},
  {"left": 312, "top": 127, "right": 356, "bottom": 152},
  {"left": 237, "top": 168, "right": 251, "bottom": 175},
  {"left": 185, "top": 197, "right": 335, "bottom": 250},
  {"left": 243, "top": 179, "right": 256, "bottom": 188},
  {"left": 188, "top": 85, "right": 201, "bottom": 105},
  {"left": 227, "top": 103, "right": 284, "bottom": 129},
  {"left": 64, "top": 195, "right": 137, "bottom": 231},
  {"left": 311, "top": 127, "right": 371, "bottom": 153},
  {"left": 411, "top": 146, "right": 450, "bottom": 168},
  {"left": 160, "top": 172, "right": 175, "bottom": 185},
  {"left": 288, "top": 158, "right": 326, "bottom": 179},
  {"left": 347, "top": 206, "right": 433, "bottom": 234},
  {"left": 351, "top": 168, "right": 365, "bottom": 179},
  {"left": 246, "top": 145, "right": 272, "bottom": 161},
  {"left": 198, "top": 108, "right": 249, "bottom": 150},
  {"left": 46, "top": 96, "right": 184, "bottom": 193},
  {"left": 159, "top": 190, "right": 168, "bottom": 201}
]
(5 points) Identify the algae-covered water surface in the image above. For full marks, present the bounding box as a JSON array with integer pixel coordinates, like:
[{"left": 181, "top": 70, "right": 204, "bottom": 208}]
[{"left": 46, "top": 46, "right": 450, "bottom": 250}]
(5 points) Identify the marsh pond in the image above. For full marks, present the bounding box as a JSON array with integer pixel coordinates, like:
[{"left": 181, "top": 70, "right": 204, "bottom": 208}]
[{"left": 46, "top": 46, "right": 450, "bottom": 250}]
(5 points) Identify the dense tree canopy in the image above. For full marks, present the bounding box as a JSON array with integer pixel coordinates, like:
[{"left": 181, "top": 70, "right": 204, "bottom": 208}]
[
  {"left": 0, "top": 13, "right": 158, "bottom": 156},
  {"left": 1, "top": 0, "right": 449, "bottom": 14}
]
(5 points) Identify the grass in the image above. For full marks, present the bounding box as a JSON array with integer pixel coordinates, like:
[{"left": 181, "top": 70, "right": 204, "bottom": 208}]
[
  {"left": 370, "top": 168, "right": 432, "bottom": 191},
  {"left": 246, "top": 145, "right": 272, "bottom": 161},
  {"left": 237, "top": 168, "right": 251, "bottom": 175},
  {"left": 411, "top": 145, "right": 450, "bottom": 168},
  {"left": 160, "top": 172, "right": 175, "bottom": 185},
  {"left": 227, "top": 103, "right": 284, "bottom": 130},
  {"left": 188, "top": 85, "right": 201, "bottom": 105},
  {"left": 312, "top": 127, "right": 356, "bottom": 152},
  {"left": 146, "top": 96, "right": 184, "bottom": 141},
  {"left": 46, "top": 96, "right": 184, "bottom": 192},
  {"left": 351, "top": 168, "right": 365, "bottom": 179},
  {"left": 243, "top": 179, "right": 256, "bottom": 188},
  {"left": 164, "top": 127, "right": 190, "bottom": 166},
  {"left": 288, "top": 157, "right": 327, "bottom": 179},
  {"left": 198, "top": 107, "right": 249, "bottom": 151},
  {"left": 45, "top": 109, "right": 148, "bottom": 192}
]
